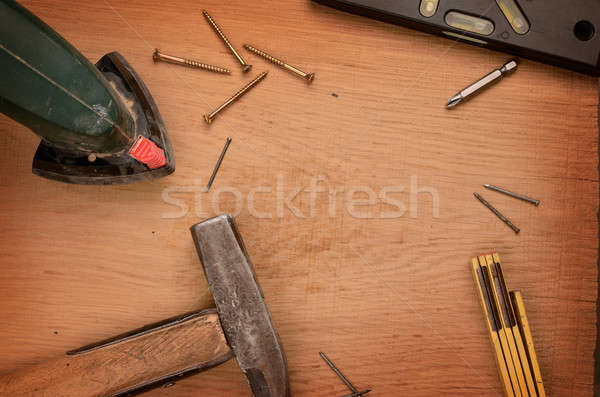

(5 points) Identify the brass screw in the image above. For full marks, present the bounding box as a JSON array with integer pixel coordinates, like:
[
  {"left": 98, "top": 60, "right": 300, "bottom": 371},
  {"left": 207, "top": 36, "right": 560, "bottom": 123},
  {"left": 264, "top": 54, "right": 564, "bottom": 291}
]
[
  {"left": 203, "top": 71, "right": 268, "bottom": 124},
  {"left": 152, "top": 49, "right": 231, "bottom": 74},
  {"left": 243, "top": 44, "right": 314, "bottom": 83},
  {"left": 202, "top": 10, "right": 252, "bottom": 73}
]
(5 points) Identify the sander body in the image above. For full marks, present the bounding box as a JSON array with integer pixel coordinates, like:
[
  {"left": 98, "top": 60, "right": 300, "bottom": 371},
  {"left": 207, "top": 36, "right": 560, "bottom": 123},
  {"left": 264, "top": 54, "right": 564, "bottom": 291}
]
[{"left": 0, "top": 0, "right": 175, "bottom": 184}]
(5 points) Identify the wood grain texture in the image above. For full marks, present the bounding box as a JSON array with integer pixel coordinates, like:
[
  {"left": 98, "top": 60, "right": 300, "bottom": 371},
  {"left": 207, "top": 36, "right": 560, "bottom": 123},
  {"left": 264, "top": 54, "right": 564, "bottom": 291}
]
[
  {"left": 0, "top": 311, "right": 232, "bottom": 396},
  {"left": 0, "top": 0, "right": 597, "bottom": 396}
]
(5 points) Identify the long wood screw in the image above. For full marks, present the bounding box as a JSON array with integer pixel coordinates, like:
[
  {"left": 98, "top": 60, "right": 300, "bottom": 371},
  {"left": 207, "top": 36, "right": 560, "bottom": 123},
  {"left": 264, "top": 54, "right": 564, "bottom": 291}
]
[
  {"left": 203, "top": 71, "right": 268, "bottom": 124},
  {"left": 243, "top": 44, "right": 315, "bottom": 82},
  {"left": 202, "top": 10, "right": 252, "bottom": 73},
  {"left": 152, "top": 49, "right": 231, "bottom": 74}
]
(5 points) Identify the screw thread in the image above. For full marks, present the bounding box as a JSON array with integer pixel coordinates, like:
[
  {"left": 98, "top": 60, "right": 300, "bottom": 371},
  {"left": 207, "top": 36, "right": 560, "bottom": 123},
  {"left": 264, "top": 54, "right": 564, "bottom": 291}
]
[
  {"left": 230, "top": 71, "right": 268, "bottom": 100},
  {"left": 204, "top": 71, "right": 268, "bottom": 123},
  {"left": 203, "top": 11, "right": 234, "bottom": 50},
  {"left": 202, "top": 10, "right": 250, "bottom": 71},
  {"left": 183, "top": 59, "right": 231, "bottom": 74},
  {"left": 243, "top": 44, "right": 285, "bottom": 66},
  {"left": 243, "top": 44, "right": 314, "bottom": 82}
]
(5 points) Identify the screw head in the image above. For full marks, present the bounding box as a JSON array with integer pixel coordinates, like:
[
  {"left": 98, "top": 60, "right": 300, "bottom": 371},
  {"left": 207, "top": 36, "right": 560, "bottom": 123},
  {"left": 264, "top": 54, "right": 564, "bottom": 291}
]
[
  {"left": 242, "top": 64, "right": 253, "bottom": 73},
  {"left": 152, "top": 49, "right": 161, "bottom": 62},
  {"left": 203, "top": 114, "right": 213, "bottom": 124},
  {"left": 305, "top": 72, "right": 315, "bottom": 83}
]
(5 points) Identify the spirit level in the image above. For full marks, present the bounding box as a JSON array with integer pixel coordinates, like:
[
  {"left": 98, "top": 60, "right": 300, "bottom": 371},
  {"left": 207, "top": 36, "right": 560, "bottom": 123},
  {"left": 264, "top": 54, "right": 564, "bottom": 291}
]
[{"left": 313, "top": 0, "right": 600, "bottom": 76}]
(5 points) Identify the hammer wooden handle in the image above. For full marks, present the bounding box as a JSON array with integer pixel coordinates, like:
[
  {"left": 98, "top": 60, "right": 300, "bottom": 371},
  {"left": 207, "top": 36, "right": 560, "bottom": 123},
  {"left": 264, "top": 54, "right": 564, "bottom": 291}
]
[{"left": 0, "top": 309, "right": 232, "bottom": 397}]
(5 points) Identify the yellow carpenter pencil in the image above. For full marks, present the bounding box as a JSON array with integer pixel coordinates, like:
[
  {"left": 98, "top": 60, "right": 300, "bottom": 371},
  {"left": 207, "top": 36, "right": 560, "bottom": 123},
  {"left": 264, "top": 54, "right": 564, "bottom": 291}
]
[
  {"left": 471, "top": 258, "right": 515, "bottom": 397},
  {"left": 492, "top": 253, "right": 538, "bottom": 397},
  {"left": 510, "top": 291, "right": 547, "bottom": 397}
]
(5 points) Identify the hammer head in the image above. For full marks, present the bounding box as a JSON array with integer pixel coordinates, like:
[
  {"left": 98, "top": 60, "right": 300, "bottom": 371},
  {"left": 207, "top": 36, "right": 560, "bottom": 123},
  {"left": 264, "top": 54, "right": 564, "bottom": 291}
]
[{"left": 190, "top": 215, "right": 290, "bottom": 397}]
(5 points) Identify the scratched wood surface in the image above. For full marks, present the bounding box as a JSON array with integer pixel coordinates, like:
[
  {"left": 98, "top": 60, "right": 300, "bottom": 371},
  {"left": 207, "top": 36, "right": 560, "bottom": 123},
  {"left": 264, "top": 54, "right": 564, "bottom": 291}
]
[{"left": 0, "top": 1, "right": 597, "bottom": 396}]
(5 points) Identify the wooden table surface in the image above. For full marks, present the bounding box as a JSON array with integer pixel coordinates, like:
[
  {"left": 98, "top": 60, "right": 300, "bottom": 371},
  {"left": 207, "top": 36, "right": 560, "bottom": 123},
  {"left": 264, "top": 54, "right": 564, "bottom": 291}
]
[{"left": 0, "top": 1, "right": 598, "bottom": 396}]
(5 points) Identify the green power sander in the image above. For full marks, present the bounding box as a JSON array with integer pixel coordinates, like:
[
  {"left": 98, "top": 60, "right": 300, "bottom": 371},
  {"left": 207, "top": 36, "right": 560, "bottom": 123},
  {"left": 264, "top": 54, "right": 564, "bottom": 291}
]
[{"left": 0, "top": 0, "right": 175, "bottom": 184}]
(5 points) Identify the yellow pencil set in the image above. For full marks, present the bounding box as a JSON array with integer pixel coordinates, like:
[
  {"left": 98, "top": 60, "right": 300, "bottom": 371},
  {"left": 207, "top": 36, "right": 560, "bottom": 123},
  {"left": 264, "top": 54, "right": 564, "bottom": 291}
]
[{"left": 471, "top": 253, "right": 545, "bottom": 397}]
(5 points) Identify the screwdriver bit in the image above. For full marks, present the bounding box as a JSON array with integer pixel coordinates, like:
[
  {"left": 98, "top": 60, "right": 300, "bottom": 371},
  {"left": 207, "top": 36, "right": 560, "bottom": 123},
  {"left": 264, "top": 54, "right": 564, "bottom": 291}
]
[{"left": 446, "top": 60, "right": 518, "bottom": 108}]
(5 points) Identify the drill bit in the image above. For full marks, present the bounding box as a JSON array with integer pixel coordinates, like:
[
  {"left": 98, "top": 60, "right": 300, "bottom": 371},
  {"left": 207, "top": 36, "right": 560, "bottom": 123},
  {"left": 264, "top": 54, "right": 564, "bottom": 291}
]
[
  {"left": 320, "top": 352, "right": 371, "bottom": 396},
  {"left": 205, "top": 137, "right": 232, "bottom": 192},
  {"left": 473, "top": 192, "right": 520, "bottom": 234},
  {"left": 483, "top": 184, "right": 540, "bottom": 206},
  {"left": 446, "top": 60, "right": 518, "bottom": 108}
]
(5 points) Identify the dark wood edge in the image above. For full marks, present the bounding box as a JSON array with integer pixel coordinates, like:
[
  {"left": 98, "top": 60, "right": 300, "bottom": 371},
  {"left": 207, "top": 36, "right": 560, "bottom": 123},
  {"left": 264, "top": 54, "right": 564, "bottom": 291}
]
[
  {"left": 594, "top": 79, "right": 600, "bottom": 396},
  {"left": 107, "top": 351, "right": 234, "bottom": 397},
  {"left": 67, "top": 308, "right": 234, "bottom": 396},
  {"left": 68, "top": 309, "right": 218, "bottom": 355}
]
